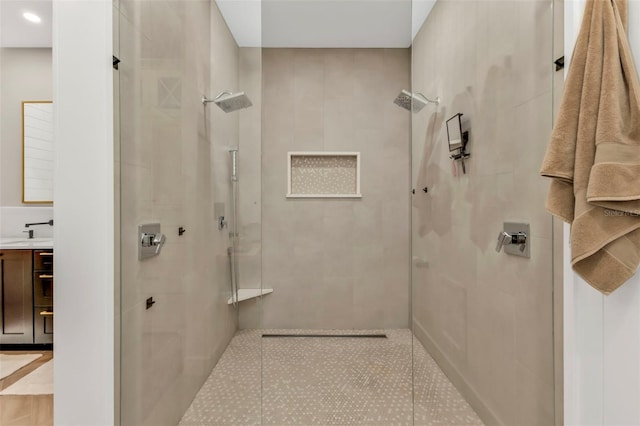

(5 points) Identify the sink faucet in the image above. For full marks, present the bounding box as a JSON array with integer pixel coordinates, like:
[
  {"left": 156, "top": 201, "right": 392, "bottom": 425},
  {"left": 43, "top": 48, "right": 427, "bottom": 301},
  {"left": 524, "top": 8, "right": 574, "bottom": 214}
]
[
  {"left": 25, "top": 219, "right": 54, "bottom": 228},
  {"left": 23, "top": 220, "right": 53, "bottom": 239}
]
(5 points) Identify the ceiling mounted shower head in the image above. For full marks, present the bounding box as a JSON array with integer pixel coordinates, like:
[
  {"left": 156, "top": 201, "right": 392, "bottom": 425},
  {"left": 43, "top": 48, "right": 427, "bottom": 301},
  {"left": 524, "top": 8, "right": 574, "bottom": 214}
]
[
  {"left": 202, "top": 91, "right": 253, "bottom": 113},
  {"left": 393, "top": 90, "right": 439, "bottom": 112}
]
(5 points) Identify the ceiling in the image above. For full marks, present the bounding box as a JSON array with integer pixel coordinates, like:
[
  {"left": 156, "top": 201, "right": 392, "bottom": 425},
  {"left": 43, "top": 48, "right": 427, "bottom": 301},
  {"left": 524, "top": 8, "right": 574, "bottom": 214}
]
[
  {"left": 0, "top": 0, "right": 435, "bottom": 49},
  {"left": 217, "top": 0, "right": 436, "bottom": 48},
  {"left": 1, "top": 0, "right": 52, "bottom": 48}
]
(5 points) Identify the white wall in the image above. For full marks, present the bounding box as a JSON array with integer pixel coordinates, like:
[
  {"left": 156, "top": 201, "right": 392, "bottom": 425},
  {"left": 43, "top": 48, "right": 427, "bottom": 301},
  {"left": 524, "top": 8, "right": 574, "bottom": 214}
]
[
  {"left": 0, "top": 48, "right": 52, "bottom": 206},
  {"left": 564, "top": 1, "right": 640, "bottom": 424},
  {"left": 52, "top": 0, "right": 114, "bottom": 425},
  {"left": 0, "top": 207, "right": 53, "bottom": 237}
]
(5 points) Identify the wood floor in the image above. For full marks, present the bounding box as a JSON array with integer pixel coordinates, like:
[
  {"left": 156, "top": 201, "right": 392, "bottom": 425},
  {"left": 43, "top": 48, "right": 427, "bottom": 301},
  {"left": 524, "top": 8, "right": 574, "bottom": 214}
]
[{"left": 0, "top": 351, "right": 53, "bottom": 426}]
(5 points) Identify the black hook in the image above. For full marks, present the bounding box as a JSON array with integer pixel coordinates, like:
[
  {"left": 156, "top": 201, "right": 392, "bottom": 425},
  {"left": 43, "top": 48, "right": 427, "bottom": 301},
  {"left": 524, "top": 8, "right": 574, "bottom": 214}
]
[{"left": 146, "top": 297, "right": 155, "bottom": 310}]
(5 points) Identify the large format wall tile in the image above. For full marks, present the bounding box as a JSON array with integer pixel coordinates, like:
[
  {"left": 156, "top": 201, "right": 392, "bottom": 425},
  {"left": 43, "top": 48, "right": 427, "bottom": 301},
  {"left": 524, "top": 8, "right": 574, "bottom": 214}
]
[{"left": 250, "top": 49, "right": 411, "bottom": 329}]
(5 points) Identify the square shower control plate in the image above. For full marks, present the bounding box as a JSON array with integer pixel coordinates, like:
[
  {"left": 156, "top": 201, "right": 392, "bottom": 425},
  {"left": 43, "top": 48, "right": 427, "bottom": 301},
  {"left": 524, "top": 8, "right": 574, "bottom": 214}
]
[{"left": 139, "top": 223, "right": 162, "bottom": 260}]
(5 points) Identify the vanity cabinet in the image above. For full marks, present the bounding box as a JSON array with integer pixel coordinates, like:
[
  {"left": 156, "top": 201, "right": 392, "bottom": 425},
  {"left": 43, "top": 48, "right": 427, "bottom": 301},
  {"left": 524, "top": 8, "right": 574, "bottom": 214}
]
[
  {"left": 0, "top": 250, "right": 34, "bottom": 344},
  {"left": 0, "top": 249, "right": 54, "bottom": 345}
]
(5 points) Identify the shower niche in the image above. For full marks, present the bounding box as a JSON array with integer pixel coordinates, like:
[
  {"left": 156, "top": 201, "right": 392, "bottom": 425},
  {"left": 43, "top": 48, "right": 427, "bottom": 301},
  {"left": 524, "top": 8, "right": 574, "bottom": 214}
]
[{"left": 286, "top": 152, "right": 362, "bottom": 198}]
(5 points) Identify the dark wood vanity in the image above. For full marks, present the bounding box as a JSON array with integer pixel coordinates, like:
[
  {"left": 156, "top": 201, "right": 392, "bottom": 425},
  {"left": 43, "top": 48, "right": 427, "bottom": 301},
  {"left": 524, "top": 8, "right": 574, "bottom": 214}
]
[
  {"left": 33, "top": 250, "right": 54, "bottom": 344},
  {"left": 0, "top": 249, "right": 53, "bottom": 346}
]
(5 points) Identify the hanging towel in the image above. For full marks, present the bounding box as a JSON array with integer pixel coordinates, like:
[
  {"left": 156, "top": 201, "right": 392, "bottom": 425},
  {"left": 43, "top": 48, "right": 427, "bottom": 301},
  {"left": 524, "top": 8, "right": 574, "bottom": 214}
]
[{"left": 541, "top": 0, "right": 640, "bottom": 294}]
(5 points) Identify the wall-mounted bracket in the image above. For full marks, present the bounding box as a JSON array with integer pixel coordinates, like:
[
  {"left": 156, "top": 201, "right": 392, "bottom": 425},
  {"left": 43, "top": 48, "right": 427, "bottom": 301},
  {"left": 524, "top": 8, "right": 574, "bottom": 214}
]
[{"left": 449, "top": 131, "right": 471, "bottom": 173}]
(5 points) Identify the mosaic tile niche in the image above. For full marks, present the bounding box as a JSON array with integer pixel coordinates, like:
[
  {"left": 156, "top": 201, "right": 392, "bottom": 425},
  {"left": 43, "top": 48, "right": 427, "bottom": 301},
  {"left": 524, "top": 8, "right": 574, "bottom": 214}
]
[{"left": 287, "top": 152, "right": 361, "bottom": 197}]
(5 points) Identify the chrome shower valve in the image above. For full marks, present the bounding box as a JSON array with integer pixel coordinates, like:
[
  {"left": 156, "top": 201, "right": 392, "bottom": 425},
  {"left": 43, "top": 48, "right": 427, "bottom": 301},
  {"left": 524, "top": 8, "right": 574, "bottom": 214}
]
[
  {"left": 495, "top": 222, "right": 530, "bottom": 258},
  {"left": 496, "top": 231, "right": 527, "bottom": 252}
]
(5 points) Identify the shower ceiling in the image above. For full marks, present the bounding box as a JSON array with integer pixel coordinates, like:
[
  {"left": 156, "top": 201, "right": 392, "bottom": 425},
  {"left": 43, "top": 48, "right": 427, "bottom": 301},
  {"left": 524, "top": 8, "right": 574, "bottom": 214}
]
[
  {"left": 216, "top": 0, "right": 436, "bottom": 48},
  {"left": 1, "top": 0, "right": 436, "bottom": 48}
]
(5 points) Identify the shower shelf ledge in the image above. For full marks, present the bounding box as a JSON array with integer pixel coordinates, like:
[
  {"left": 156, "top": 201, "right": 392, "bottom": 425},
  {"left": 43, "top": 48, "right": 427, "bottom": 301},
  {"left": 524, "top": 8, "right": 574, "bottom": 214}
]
[{"left": 227, "top": 288, "right": 274, "bottom": 305}]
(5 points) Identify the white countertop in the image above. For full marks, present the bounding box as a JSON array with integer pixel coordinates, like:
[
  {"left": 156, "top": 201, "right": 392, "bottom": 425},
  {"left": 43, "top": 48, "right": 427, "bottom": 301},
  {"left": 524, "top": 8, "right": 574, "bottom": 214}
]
[{"left": 0, "top": 238, "right": 54, "bottom": 250}]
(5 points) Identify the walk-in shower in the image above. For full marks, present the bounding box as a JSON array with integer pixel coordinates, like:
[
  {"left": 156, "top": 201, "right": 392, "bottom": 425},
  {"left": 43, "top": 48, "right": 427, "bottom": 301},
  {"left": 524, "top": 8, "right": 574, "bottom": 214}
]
[
  {"left": 117, "top": 0, "right": 558, "bottom": 424},
  {"left": 393, "top": 89, "right": 439, "bottom": 112},
  {"left": 202, "top": 91, "right": 253, "bottom": 112}
]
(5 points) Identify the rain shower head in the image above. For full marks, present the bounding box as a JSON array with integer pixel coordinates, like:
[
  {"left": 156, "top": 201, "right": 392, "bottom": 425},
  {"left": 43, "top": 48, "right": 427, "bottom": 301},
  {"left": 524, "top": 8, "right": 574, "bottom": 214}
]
[
  {"left": 202, "top": 91, "right": 253, "bottom": 113},
  {"left": 393, "top": 90, "right": 439, "bottom": 112}
]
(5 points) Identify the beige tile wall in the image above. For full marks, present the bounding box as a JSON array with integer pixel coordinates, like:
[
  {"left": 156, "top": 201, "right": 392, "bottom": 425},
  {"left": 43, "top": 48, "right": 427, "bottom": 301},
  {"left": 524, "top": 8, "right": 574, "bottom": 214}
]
[
  {"left": 240, "top": 48, "right": 411, "bottom": 329},
  {"left": 116, "top": 1, "right": 239, "bottom": 424},
  {"left": 411, "top": 1, "right": 556, "bottom": 425}
]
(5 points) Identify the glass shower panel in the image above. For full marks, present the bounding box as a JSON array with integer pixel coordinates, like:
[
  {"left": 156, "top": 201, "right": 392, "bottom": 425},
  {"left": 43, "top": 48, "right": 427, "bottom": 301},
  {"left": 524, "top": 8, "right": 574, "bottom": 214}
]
[
  {"left": 234, "top": 47, "right": 264, "bottom": 325},
  {"left": 259, "top": 2, "right": 414, "bottom": 424},
  {"left": 173, "top": 17, "right": 265, "bottom": 426},
  {"left": 117, "top": 0, "right": 245, "bottom": 424},
  {"left": 411, "top": 1, "right": 556, "bottom": 425},
  {"left": 113, "top": 4, "right": 121, "bottom": 423}
]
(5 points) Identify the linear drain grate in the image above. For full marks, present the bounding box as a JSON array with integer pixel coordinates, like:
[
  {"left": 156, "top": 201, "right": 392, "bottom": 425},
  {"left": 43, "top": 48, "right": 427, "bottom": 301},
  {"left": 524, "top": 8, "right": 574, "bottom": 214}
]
[{"left": 261, "top": 333, "right": 387, "bottom": 338}]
